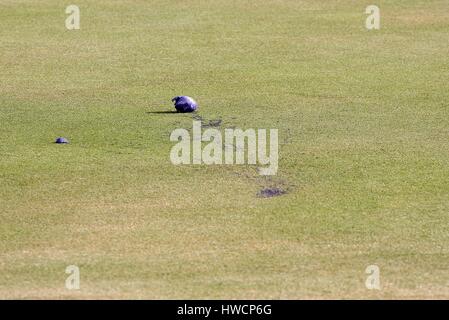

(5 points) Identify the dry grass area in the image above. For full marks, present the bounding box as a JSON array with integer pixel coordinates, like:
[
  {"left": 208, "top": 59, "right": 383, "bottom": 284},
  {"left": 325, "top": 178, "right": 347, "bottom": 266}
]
[{"left": 0, "top": 0, "right": 448, "bottom": 299}]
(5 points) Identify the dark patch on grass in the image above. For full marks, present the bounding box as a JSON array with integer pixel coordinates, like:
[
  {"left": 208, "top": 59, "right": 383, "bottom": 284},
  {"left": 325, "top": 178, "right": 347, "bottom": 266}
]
[
  {"left": 192, "top": 114, "right": 203, "bottom": 121},
  {"left": 146, "top": 111, "right": 178, "bottom": 114},
  {"left": 257, "top": 187, "right": 287, "bottom": 198},
  {"left": 191, "top": 114, "right": 222, "bottom": 128},
  {"left": 203, "top": 119, "right": 222, "bottom": 128}
]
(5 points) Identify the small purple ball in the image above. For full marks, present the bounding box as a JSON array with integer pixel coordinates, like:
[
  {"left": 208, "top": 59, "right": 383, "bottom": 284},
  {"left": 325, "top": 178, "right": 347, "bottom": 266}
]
[
  {"left": 55, "top": 137, "right": 69, "bottom": 144},
  {"left": 172, "top": 96, "right": 198, "bottom": 113}
]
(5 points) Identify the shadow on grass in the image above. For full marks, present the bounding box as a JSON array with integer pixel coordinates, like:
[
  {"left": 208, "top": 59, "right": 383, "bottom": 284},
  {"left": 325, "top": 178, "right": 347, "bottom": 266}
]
[{"left": 146, "top": 111, "right": 178, "bottom": 114}]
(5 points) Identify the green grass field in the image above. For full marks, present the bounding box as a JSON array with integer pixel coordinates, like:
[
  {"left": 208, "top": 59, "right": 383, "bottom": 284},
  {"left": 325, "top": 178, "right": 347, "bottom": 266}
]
[{"left": 1, "top": 0, "right": 449, "bottom": 299}]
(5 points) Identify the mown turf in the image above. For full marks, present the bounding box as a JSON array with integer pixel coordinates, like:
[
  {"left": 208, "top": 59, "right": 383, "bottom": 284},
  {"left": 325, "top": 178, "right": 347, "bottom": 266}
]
[{"left": 0, "top": 0, "right": 448, "bottom": 299}]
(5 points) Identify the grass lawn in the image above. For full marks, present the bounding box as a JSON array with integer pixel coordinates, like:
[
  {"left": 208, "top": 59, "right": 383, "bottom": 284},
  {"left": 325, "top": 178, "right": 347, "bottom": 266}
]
[{"left": 0, "top": 0, "right": 448, "bottom": 299}]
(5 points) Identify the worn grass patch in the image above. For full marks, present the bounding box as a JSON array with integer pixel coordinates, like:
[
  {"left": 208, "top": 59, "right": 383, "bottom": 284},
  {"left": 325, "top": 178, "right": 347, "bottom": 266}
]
[{"left": 0, "top": 0, "right": 448, "bottom": 299}]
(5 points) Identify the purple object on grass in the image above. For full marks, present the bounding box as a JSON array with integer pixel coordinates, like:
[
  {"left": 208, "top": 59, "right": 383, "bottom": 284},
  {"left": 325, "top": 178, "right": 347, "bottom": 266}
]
[
  {"left": 172, "top": 96, "right": 198, "bottom": 113},
  {"left": 55, "top": 137, "right": 69, "bottom": 144}
]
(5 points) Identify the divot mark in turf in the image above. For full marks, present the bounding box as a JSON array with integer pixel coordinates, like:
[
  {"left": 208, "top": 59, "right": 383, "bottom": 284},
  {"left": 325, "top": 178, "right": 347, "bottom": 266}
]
[
  {"left": 203, "top": 119, "right": 222, "bottom": 128},
  {"left": 257, "top": 187, "right": 286, "bottom": 198},
  {"left": 191, "top": 114, "right": 222, "bottom": 128}
]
